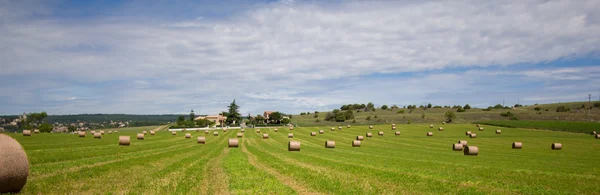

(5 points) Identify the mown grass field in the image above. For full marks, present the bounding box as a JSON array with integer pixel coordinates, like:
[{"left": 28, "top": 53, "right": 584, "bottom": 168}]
[
  {"left": 477, "top": 120, "right": 600, "bottom": 134},
  {"left": 4, "top": 124, "right": 600, "bottom": 194}
]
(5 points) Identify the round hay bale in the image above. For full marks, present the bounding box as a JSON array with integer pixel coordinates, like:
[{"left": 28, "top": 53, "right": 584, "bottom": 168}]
[
  {"left": 108, "top": 131, "right": 113, "bottom": 134},
  {"left": 228, "top": 139, "right": 239, "bottom": 148},
  {"left": 453, "top": 143, "right": 463, "bottom": 151},
  {"left": 172, "top": 131, "right": 177, "bottom": 135},
  {"left": 91, "top": 130, "right": 96, "bottom": 134},
  {"left": 338, "top": 126, "right": 342, "bottom": 130},
  {"left": 478, "top": 127, "right": 484, "bottom": 131},
  {"left": 356, "top": 136, "right": 364, "bottom": 141},
  {"left": 469, "top": 133, "right": 477, "bottom": 138},
  {"left": 150, "top": 131, "right": 156, "bottom": 135},
  {"left": 458, "top": 140, "right": 467, "bottom": 146},
  {"left": 274, "top": 128, "right": 278, "bottom": 132},
  {"left": 197, "top": 136, "right": 206, "bottom": 144},
  {"left": 0, "top": 134, "right": 29, "bottom": 193},
  {"left": 366, "top": 133, "right": 373, "bottom": 137},
  {"left": 311, "top": 132, "right": 316, "bottom": 136},
  {"left": 325, "top": 141, "right": 335, "bottom": 148},
  {"left": 205, "top": 130, "right": 209, "bottom": 134},
  {"left": 142, "top": 131, "right": 147, "bottom": 135},
  {"left": 288, "top": 141, "right": 300, "bottom": 151},
  {"left": 427, "top": 132, "right": 433, "bottom": 136},
  {"left": 392, "top": 123, "right": 396, "bottom": 127},
  {"left": 352, "top": 140, "right": 361, "bottom": 147},
  {"left": 119, "top": 136, "right": 130, "bottom": 146},
  {"left": 476, "top": 124, "right": 480, "bottom": 127},
  {"left": 223, "top": 129, "right": 227, "bottom": 133},
  {"left": 100, "top": 131, "right": 105, "bottom": 135},
  {"left": 33, "top": 129, "right": 40, "bottom": 134},
  {"left": 214, "top": 132, "right": 219, "bottom": 136},
  {"left": 330, "top": 127, "right": 335, "bottom": 131},
  {"left": 289, "top": 126, "right": 294, "bottom": 130},
  {"left": 551, "top": 143, "right": 562, "bottom": 150},
  {"left": 93, "top": 133, "right": 102, "bottom": 139},
  {"left": 496, "top": 130, "right": 501, "bottom": 134},
  {"left": 369, "top": 126, "right": 374, "bottom": 129},
  {"left": 395, "top": 131, "right": 400, "bottom": 135},
  {"left": 256, "top": 129, "right": 260, "bottom": 133},
  {"left": 392, "top": 126, "right": 397, "bottom": 130},
  {"left": 319, "top": 130, "right": 324, "bottom": 134},
  {"left": 237, "top": 133, "right": 243, "bottom": 138},
  {"left": 185, "top": 133, "right": 191, "bottom": 139},
  {"left": 465, "top": 131, "right": 472, "bottom": 135},
  {"left": 78, "top": 131, "right": 86, "bottom": 137},
  {"left": 442, "top": 122, "right": 446, "bottom": 125},
  {"left": 137, "top": 133, "right": 144, "bottom": 140},
  {"left": 347, "top": 125, "right": 351, "bottom": 128},
  {"left": 241, "top": 129, "right": 245, "bottom": 133},
  {"left": 464, "top": 146, "right": 479, "bottom": 155},
  {"left": 263, "top": 134, "right": 269, "bottom": 139},
  {"left": 512, "top": 142, "right": 522, "bottom": 149},
  {"left": 22, "top": 130, "right": 31, "bottom": 136},
  {"left": 114, "top": 131, "right": 118, "bottom": 133},
  {"left": 438, "top": 127, "right": 444, "bottom": 131},
  {"left": 378, "top": 131, "right": 384, "bottom": 136},
  {"left": 288, "top": 133, "right": 293, "bottom": 138},
  {"left": 429, "top": 124, "right": 434, "bottom": 128},
  {"left": 596, "top": 134, "right": 600, "bottom": 139}
]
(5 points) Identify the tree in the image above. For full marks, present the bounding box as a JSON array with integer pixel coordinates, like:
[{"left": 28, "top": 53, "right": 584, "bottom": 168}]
[
  {"left": 381, "top": 105, "right": 388, "bottom": 110},
  {"left": 556, "top": 105, "right": 570, "bottom": 112},
  {"left": 254, "top": 115, "right": 265, "bottom": 125},
  {"left": 427, "top": 103, "right": 432, "bottom": 108},
  {"left": 464, "top": 104, "right": 471, "bottom": 109},
  {"left": 366, "top": 102, "right": 375, "bottom": 111},
  {"left": 444, "top": 111, "right": 456, "bottom": 123},
  {"left": 365, "top": 116, "right": 371, "bottom": 121},
  {"left": 493, "top": 104, "right": 504, "bottom": 109},
  {"left": 324, "top": 113, "right": 335, "bottom": 121},
  {"left": 268, "top": 112, "right": 283, "bottom": 124},
  {"left": 281, "top": 118, "right": 290, "bottom": 124},
  {"left": 226, "top": 99, "right": 241, "bottom": 125},
  {"left": 68, "top": 126, "right": 77, "bottom": 132},
  {"left": 391, "top": 105, "right": 399, "bottom": 109},
  {"left": 534, "top": 107, "right": 542, "bottom": 111},
  {"left": 189, "top": 109, "right": 195, "bottom": 122},
  {"left": 38, "top": 123, "right": 53, "bottom": 133},
  {"left": 177, "top": 115, "right": 185, "bottom": 126}
]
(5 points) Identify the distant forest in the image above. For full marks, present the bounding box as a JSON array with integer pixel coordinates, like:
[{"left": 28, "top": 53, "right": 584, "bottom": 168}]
[{"left": 44, "top": 114, "right": 178, "bottom": 124}]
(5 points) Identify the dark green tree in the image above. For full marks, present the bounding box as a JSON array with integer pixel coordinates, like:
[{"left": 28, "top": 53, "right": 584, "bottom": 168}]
[
  {"left": 67, "top": 126, "right": 77, "bottom": 132},
  {"left": 225, "top": 99, "right": 241, "bottom": 125},
  {"left": 464, "top": 104, "right": 471, "bottom": 109},
  {"left": 189, "top": 109, "right": 195, "bottom": 122},
  {"left": 427, "top": 103, "right": 432, "bottom": 108},
  {"left": 444, "top": 111, "right": 456, "bottom": 123},
  {"left": 38, "top": 123, "right": 53, "bottom": 133},
  {"left": 381, "top": 105, "right": 388, "bottom": 110},
  {"left": 268, "top": 112, "right": 283, "bottom": 124}
]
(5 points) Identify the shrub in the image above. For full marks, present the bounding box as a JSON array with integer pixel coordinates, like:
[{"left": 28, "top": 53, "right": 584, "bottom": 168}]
[
  {"left": 407, "top": 120, "right": 411, "bottom": 124},
  {"left": 397, "top": 110, "right": 405, "bottom": 114},
  {"left": 335, "top": 115, "right": 346, "bottom": 122},
  {"left": 482, "top": 108, "right": 492, "bottom": 111},
  {"left": 500, "top": 112, "right": 514, "bottom": 117},
  {"left": 509, "top": 116, "right": 519, "bottom": 120},
  {"left": 445, "top": 111, "right": 456, "bottom": 123},
  {"left": 534, "top": 107, "right": 541, "bottom": 111},
  {"left": 352, "top": 119, "right": 356, "bottom": 123},
  {"left": 595, "top": 102, "right": 600, "bottom": 108},
  {"left": 300, "top": 112, "right": 306, "bottom": 115},
  {"left": 421, "top": 113, "right": 425, "bottom": 119},
  {"left": 281, "top": 118, "right": 290, "bottom": 124},
  {"left": 366, "top": 116, "right": 371, "bottom": 121},
  {"left": 381, "top": 105, "right": 388, "bottom": 110},
  {"left": 433, "top": 106, "right": 442, "bottom": 108},
  {"left": 313, "top": 114, "right": 318, "bottom": 118},
  {"left": 545, "top": 108, "right": 549, "bottom": 111},
  {"left": 374, "top": 115, "right": 378, "bottom": 118},
  {"left": 315, "top": 119, "right": 320, "bottom": 122},
  {"left": 457, "top": 108, "right": 466, "bottom": 112},
  {"left": 464, "top": 104, "right": 471, "bottom": 109},
  {"left": 556, "top": 105, "right": 570, "bottom": 112},
  {"left": 493, "top": 104, "right": 504, "bottom": 109},
  {"left": 324, "top": 113, "right": 335, "bottom": 121}
]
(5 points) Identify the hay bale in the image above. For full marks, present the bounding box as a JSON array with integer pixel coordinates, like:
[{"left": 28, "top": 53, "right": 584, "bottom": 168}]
[
  {"left": 185, "top": 133, "right": 191, "bottom": 139},
  {"left": 347, "top": 125, "right": 351, "bottom": 128},
  {"left": 183, "top": 128, "right": 187, "bottom": 132},
  {"left": 205, "top": 130, "right": 209, "bottom": 134},
  {"left": 142, "top": 131, "right": 147, "bottom": 135},
  {"left": 356, "top": 135, "right": 364, "bottom": 140},
  {"left": 237, "top": 133, "right": 243, "bottom": 138},
  {"left": 319, "top": 130, "right": 324, "bottom": 134},
  {"left": 288, "top": 141, "right": 301, "bottom": 151},
  {"left": 469, "top": 133, "right": 477, "bottom": 138},
  {"left": 588, "top": 131, "right": 595, "bottom": 135},
  {"left": 78, "top": 131, "right": 86, "bottom": 137},
  {"left": 197, "top": 136, "right": 206, "bottom": 144},
  {"left": 369, "top": 126, "right": 374, "bottom": 129},
  {"left": 458, "top": 140, "right": 467, "bottom": 146},
  {"left": 476, "top": 124, "right": 480, "bottom": 127},
  {"left": 288, "top": 133, "right": 293, "bottom": 138},
  {"left": 150, "top": 131, "right": 155, "bottom": 135},
  {"left": 552, "top": 143, "right": 562, "bottom": 150},
  {"left": 495, "top": 130, "right": 501, "bottom": 134},
  {"left": 453, "top": 143, "right": 463, "bottom": 151},
  {"left": 0, "top": 134, "right": 29, "bottom": 193},
  {"left": 392, "top": 124, "right": 396, "bottom": 127},
  {"left": 338, "top": 126, "right": 342, "bottom": 130},
  {"left": 392, "top": 126, "right": 397, "bottom": 130},
  {"left": 330, "top": 127, "right": 335, "bottom": 131},
  {"left": 311, "top": 132, "right": 316, "bottom": 136},
  {"left": 478, "top": 127, "right": 484, "bottom": 131},
  {"left": 289, "top": 126, "right": 294, "bottom": 130},
  {"left": 214, "top": 132, "right": 219, "bottom": 136},
  {"left": 223, "top": 129, "right": 227, "bottom": 133},
  {"left": 325, "top": 141, "right": 335, "bottom": 148},
  {"left": 366, "top": 133, "right": 373, "bottom": 137},
  {"left": 263, "top": 134, "right": 269, "bottom": 139},
  {"left": 429, "top": 124, "right": 434, "bottom": 128},
  {"left": 256, "top": 129, "right": 260, "bottom": 133},
  {"left": 33, "top": 129, "right": 40, "bottom": 134},
  {"left": 228, "top": 139, "right": 239, "bottom": 148},
  {"left": 137, "top": 133, "right": 144, "bottom": 140},
  {"left": 93, "top": 133, "right": 102, "bottom": 139},
  {"left": 100, "top": 131, "right": 105, "bottom": 135},
  {"left": 91, "top": 130, "right": 96, "bottom": 134},
  {"left": 442, "top": 122, "right": 446, "bottom": 125},
  {"left": 22, "top": 130, "right": 31, "bottom": 136},
  {"left": 395, "top": 131, "right": 400, "bottom": 135},
  {"left": 378, "top": 131, "right": 384, "bottom": 136},
  {"left": 596, "top": 134, "right": 600, "bottom": 139},
  {"left": 172, "top": 131, "right": 177, "bottom": 135},
  {"left": 465, "top": 131, "right": 472, "bottom": 135},
  {"left": 352, "top": 140, "right": 361, "bottom": 147},
  {"left": 512, "top": 142, "right": 522, "bottom": 149},
  {"left": 119, "top": 136, "right": 130, "bottom": 146},
  {"left": 464, "top": 146, "right": 479, "bottom": 155},
  {"left": 274, "top": 128, "right": 278, "bottom": 132},
  {"left": 108, "top": 131, "right": 113, "bottom": 134},
  {"left": 427, "top": 132, "right": 433, "bottom": 136},
  {"left": 114, "top": 131, "right": 118, "bottom": 133},
  {"left": 438, "top": 127, "right": 444, "bottom": 131},
  {"left": 241, "top": 129, "right": 245, "bottom": 133}
]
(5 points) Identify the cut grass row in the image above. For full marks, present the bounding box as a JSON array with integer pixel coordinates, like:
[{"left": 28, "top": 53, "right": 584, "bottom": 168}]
[{"left": 477, "top": 120, "right": 600, "bottom": 134}]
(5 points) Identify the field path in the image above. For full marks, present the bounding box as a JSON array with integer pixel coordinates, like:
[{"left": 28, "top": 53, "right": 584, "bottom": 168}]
[{"left": 200, "top": 147, "right": 231, "bottom": 195}]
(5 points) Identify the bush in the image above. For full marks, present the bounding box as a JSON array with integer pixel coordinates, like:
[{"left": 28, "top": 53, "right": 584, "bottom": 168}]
[
  {"left": 406, "top": 120, "right": 411, "bottom": 124},
  {"left": 500, "top": 112, "right": 514, "bottom": 117},
  {"left": 381, "top": 105, "right": 388, "bottom": 110},
  {"left": 545, "top": 108, "right": 549, "bottom": 111},
  {"left": 39, "top": 123, "right": 53, "bottom": 133},
  {"left": 464, "top": 104, "right": 471, "bottom": 109},
  {"left": 397, "top": 110, "right": 405, "bottom": 114},
  {"left": 444, "top": 111, "right": 456, "bottom": 123},
  {"left": 595, "top": 102, "right": 600, "bottom": 108},
  {"left": 335, "top": 115, "right": 346, "bottom": 122},
  {"left": 509, "top": 116, "right": 519, "bottom": 120},
  {"left": 281, "top": 118, "right": 290, "bottom": 124},
  {"left": 366, "top": 116, "right": 371, "bottom": 121},
  {"left": 534, "top": 107, "right": 541, "bottom": 111},
  {"left": 324, "top": 113, "right": 335, "bottom": 121},
  {"left": 300, "top": 112, "right": 306, "bottom": 115},
  {"left": 352, "top": 119, "right": 356, "bottom": 123},
  {"left": 482, "top": 108, "right": 492, "bottom": 111},
  {"left": 315, "top": 119, "right": 320, "bottom": 122},
  {"left": 421, "top": 113, "right": 425, "bottom": 119},
  {"left": 556, "top": 105, "right": 570, "bottom": 112},
  {"left": 313, "top": 114, "right": 318, "bottom": 118},
  {"left": 374, "top": 115, "right": 378, "bottom": 118},
  {"left": 457, "top": 108, "right": 466, "bottom": 112},
  {"left": 493, "top": 104, "right": 504, "bottom": 109}
]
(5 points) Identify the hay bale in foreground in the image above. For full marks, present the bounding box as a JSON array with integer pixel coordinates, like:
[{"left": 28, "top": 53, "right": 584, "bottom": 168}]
[
  {"left": 0, "top": 134, "right": 29, "bottom": 193},
  {"left": 137, "top": 133, "right": 144, "bottom": 140},
  {"left": 237, "top": 133, "right": 243, "bottom": 138},
  {"left": 22, "top": 130, "right": 31, "bottom": 136},
  {"left": 378, "top": 131, "right": 384, "bottom": 136},
  {"left": 469, "top": 133, "right": 477, "bottom": 138},
  {"left": 172, "top": 131, "right": 177, "bottom": 135},
  {"left": 288, "top": 133, "right": 293, "bottom": 138},
  {"left": 263, "top": 134, "right": 269, "bottom": 139},
  {"left": 495, "top": 130, "right": 501, "bottom": 134},
  {"left": 289, "top": 126, "right": 294, "bottom": 130},
  {"left": 119, "top": 136, "right": 130, "bottom": 146},
  {"left": 512, "top": 142, "right": 522, "bottom": 149},
  {"left": 442, "top": 122, "right": 446, "bottom": 125},
  {"left": 319, "top": 130, "right": 324, "bottom": 134},
  {"left": 33, "top": 129, "right": 40, "bottom": 134},
  {"left": 356, "top": 135, "right": 364, "bottom": 140},
  {"left": 427, "top": 132, "right": 433, "bottom": 136},
  {"left": 311, "top": 132, "right": 316, "bottom": 136},
  {"left": 438, "top": 127, "right": 444, "bottom": 131},
  {"left": 366, "top": 133, "right": 372, "bottom": 137},
  {"left": 465, "top": 131, "right": 472, "bottom": 135},
  {"left": 458, "top": 140, "right": 467, "bottom": 146},
  {"left": 185, "top": 133, "right": 191, "bottom": 139},
  {"left": 338, "top": 126, "right": 342, "bottom": 130},
  {"left": 464, "top": 146, "right": 479, "bottom": 156},
  {"left": 325, "top": 141, "right": 335, "bottom": 148},
  {"left": 453, "top": 143, "right": 463, "bottom": 151},
  {"left": 214, "top": 132, "right": 219, "bottom": 136},
  {"left": 228, "top": 139, "right": 239, "bottom": 148},
  {"left": 94, "top": 133, "right": 102, "bottom": 139},
  {"left": 552, "top": 143, "right": 562, "bottom": 150},
  {"left": 288, "top": 141, "right": 300, "bottom": 151},
  {"left": 78, "top": 131, "right": 86, "bottom": 137},
  {"left": 150, "top": 131, "right": 155, "bottom": 135},
  {"left": 108, "top": 131, "right": 113, "bottom": 134},
  {"left": 395, "top": 131, "right": 400, "bottom": 135},
  {"left": 197, "top": 136, "right": 206, "bottom": 144},
  {"left": 352, "top": 140, "right": 361, "bottom": 147}
]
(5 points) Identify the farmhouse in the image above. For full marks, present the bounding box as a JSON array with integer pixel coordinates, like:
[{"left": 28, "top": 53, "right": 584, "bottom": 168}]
[{"left": 194, "top": 114, "right": 227, "bottom": 126}]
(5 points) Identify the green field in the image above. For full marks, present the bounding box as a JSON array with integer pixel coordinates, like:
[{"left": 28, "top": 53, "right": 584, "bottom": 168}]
[
  {"left": 4, "top": 124, "right": 600, "bottom": 194},
  {"left": 477, "top": 120, "right": 600, "bottom": 134}
]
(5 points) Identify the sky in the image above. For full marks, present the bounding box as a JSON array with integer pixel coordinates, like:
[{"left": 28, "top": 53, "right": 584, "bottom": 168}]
[{"left": 1, "top": 0, "right": 600, "bottom": 116}]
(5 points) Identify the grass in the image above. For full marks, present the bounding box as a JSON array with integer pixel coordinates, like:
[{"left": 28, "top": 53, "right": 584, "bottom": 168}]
[
  {"left": 3, "top": 124, "right": 600, "bottom": 194},
  {"left": 476, "top": 120, "right": 600, "bottom": 134}
]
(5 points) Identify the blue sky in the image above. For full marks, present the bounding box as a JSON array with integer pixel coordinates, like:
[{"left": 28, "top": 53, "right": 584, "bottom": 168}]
[{"left": 1, "top": 0, "right": 600, "bottom": 115}]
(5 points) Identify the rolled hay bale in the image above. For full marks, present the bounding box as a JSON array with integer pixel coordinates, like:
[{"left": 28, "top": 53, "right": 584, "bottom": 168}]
[
  {"left": 114, "top": 131, "right": 118, "bottom": 133},
  {"left": 352, "top": 140, "right": 361, "bottom": 147},
  {"left": 223, "top": 129, "right": 228, "bottom": 133},
  {"left": 438, "top": 127, "right": 444, "bottom": 131},
  {"left": 512, "top": 142, "right": 522, "bottom": 149},
  {"left": 311, "top": 132, "right": 317, "bottom": 136},
  {"left": 289, "top": 126, "right": 294, "bottom": 130},
  {"left": 0, "top": 134, "right": 29, "bottom": 193},
  {"left": 185, "top": 133, "right": 191, "bottom": 139},
  {"left": 288, "top": 133, "right": 293, "bottom": 138},
  {"left": 338, "top": 126, "right": 342, "bottom": 130},
  {"left": 496, "top": 130, "right": 502, "bottom": 134},
  {"left": 366, "top": 133, "right": 373, "bottom": 137},
  {"left": 263, "top": 134, "right": 269, "bottom": 139},
  {"left": 78, "top": 131, "right": 86, "bottom": 137},
  {"left": 150, "top": 131, "right": 156, "bottom": 135},
  {"left": 347, "top": 125, "right": 351, "bottom": 128},
  {"left": 378, "top": 131, "right": 384, "bottom": 136},
  {"left": 319, "top": 130, "right": 324, "bottom": 134},
  {"left": 464, "top": 146, "right": 479, "bottom": 156},
  {"left": 427, "top": 132, "right": 433, "bottom": 136},
  {"left": 274, "top": 128, "right": 278, "bottom": 132},
  {"left": 325, "top": 141, "right": 336, "bottom": 148},
  {"left": 241, "top": 129, "right": 245, "bottom": 133},
  {"left": 22, "top": 130, "right": 31, "bottom": 136},
  {"left": 356, "top": 135, "right": 364, "bottom": 141},
  {"left": 237, "top": 133, "right": 243, "bottom": 138},
  {"left": 465, "top": 131, "right": 472, "bottom": 136},
  {"left": 100, "top": 131, "right": 105, "bottom": 135},
  {"left": 591, "top": 131, "right": 596, "bottom": 135},
  {"left": 429, "top": 124, "right": 434, "bottom": 128},
  {"left": 228, "top": 139, "right": 239, "bottom": 148},
  {"left": 596, "top": 134, "right": 600, "bottom": 139},
  {"left": 142, "top": 131, "right": 147, "bottom": 135},
  {"left": 476, "top": 124, "right": 480, "bottom": 127},
  {"left": 458, "top": 140, "right": 467, "bottom": 146},
  {"left": 256, "top": 129, "right": 261, "bottom": 133},
  {"left": 108, "top": 131, "right": 113, "bottom": 134},
  {"left": 93, "top": 133, "right": 102, "bottom": 139},
  {"left": 137, "top": 133, "right": 144, "bottom": 140},
  {"left": 197, "top": 136, "right": 206, "bottom": 144},
  {"left": 288, "top": 141, "right": 301, "bottom": 151},
  {"left": 33, "top": 129, "right": 40, "bottom": 134},
  {"left": 369, "top": 126, "right": 374, "bottom": 129},
  {"left": 205, "top": 130, "right": 209, "bottom": 134},
  {"left": 172, "top": 131, "right": 177, "bottom": 135},
  {"left": 453, "top": 143, "right": 463, "bottom": 151},
  {"left": 551, "top": 143, "right": 562, "bottom": 150},
  {"left": 395, "top": 131, "right": 400, "bottom": 135},
  {"left": 91, "top": 130, "right": 96, "bottom": 134},
  {"left": 214, "top": 132, "right": 219, "bottom": 136},
  {"left": 392, "top": 126, "right": 397, "bottom": 130},
  {"left": 392, "top": 123, "right": 396, "bottom": 127},
  {"left": 469, "top": 133, "right": 477, "bottom": 138},
  {"left": 119, "top": 136, "right": 130, "bottom": 146},
  {"left": 442, "top": 122, "right": 446, "bottom": 125},
  {"left": 478, "top": 127, "right": 484, "bottom": 131},
  {"left": 330, "top": 127, "right": 335, "bottom": 131}
]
